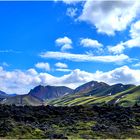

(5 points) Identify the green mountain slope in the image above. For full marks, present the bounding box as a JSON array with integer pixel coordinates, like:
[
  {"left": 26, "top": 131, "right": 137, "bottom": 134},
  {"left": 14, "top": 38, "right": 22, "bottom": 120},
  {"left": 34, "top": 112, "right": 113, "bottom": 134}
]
[
  {"left": 48, "top": 86, "right": 140, "bottom": 107},
  {"left": 115, "top": 86, "right": 140, "bottom": 106}
]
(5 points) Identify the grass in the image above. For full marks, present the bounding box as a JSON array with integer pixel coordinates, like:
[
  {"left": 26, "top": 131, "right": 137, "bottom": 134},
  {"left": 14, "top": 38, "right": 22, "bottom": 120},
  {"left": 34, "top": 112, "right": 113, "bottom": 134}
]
[
  {"left": 6, "top": 126, "right": 45, "bottom": 139},
  {"left": 48, "top": 86, "right": 140, "bottom": 107},
  {"left": 49, "top": 120, "right": 96, "bottom": 139}
]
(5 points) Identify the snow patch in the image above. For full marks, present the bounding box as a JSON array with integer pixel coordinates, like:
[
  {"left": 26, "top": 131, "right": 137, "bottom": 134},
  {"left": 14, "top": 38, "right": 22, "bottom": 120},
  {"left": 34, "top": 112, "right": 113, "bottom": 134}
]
[
  {"left": 91, "top": 83, "right": 94, "bottom": 87},
  {"left": 63, "top": 92, "right": 69, "bottom": 96},
  {"left": 115, "top": 98, "right": 120, "bottom": 103},
  {"left": 2, "top": 99, "right": 7, "bottom": 102}
]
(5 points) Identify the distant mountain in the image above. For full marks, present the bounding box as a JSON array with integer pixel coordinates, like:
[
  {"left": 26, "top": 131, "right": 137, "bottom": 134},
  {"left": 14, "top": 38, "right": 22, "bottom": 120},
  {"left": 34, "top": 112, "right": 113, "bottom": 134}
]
[
  {"left": 1, "top": 85, "right": 73, "bottom": 105},
  {"left": 0, "top": 90, "right": 7, "bottom": 96},
  {"left": 1, "top": 94, "right": 43, "bottom": 106},
  {"left": 0, "top": 90, "right": 8, "bottom": 101},
  {"left": 107, "top": 85, "right": 140, "bottom": 106},
  {"left": 0, "top": 90, "right": 16, "bottom": 101},
  {"left": 29, "top": 85, "right": 73, "bottom": 101},
  {"left": 84, "top": 83, "right": 135, "bottom": 97},
  {"left": 9, "top": 93, "right": 17, "bottom": 97},
  {"left": 74, "top": 81, "right": 109, "bottom": 94},
  {"left": 101, "top": 83, "right": 135, "bottom": 96},
  {"left": 49, "top": 82, "right": 137, "bottom": 107},
  {"left": 73, "top": 81, "right": 134, "bottom": 98},
  {"left": 0, "top": 81, "right": 139, "bottom": 106}
]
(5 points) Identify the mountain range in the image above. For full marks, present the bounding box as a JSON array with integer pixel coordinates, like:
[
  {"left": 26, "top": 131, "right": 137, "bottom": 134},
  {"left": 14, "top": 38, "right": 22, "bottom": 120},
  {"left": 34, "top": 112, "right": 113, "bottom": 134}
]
[
  {"left": 0, "top": 81, "right": 139, "bottom": 107},
  {"left": 0, "top": 91, "right": 16, "bottom": 101}
]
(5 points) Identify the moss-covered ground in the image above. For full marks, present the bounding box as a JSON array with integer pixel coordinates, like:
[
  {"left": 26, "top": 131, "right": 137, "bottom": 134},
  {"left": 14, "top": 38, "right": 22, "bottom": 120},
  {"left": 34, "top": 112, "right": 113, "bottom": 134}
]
[{"left": 0, "top": 104, "right": 140, "bottom": 139}]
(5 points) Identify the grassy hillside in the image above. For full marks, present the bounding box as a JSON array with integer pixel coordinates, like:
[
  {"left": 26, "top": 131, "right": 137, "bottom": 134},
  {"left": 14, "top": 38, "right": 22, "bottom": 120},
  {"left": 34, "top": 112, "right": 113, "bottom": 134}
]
[
  {"left": 117, "top": 86, "right": 140, "bottom": 106},
  {"left": 48, "top": 86, "right": 140, "bottom": 107}
]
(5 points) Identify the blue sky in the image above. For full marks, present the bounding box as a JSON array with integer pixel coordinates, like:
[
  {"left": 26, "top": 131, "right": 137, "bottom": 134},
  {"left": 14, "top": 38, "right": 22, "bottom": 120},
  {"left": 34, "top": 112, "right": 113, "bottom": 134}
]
[{"left": 0, "top": 0, "right": 140, "bottom": 94}]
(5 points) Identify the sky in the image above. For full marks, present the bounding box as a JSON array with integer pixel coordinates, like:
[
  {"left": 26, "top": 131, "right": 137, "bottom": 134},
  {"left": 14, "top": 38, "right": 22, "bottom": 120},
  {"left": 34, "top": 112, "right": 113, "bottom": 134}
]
[{"left": 0, "top": 0, "right": 140, "bottom": 94}]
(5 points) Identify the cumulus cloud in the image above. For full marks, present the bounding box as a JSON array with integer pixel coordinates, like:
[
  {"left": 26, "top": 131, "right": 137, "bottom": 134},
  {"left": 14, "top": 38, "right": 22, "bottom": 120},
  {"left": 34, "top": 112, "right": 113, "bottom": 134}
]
[
  {"left": 108, "top": 20, "right": 140, "bottom": 54},
  {"left": 35, "top": 62, "right": 50, "bottom": 71},
  {"left": 55, "top": 36, "right": 73, "bottom": 51},
  {"left": 80, "top": 38, "right": 103, "bottom": 48},
  {"left": 40, "top": 51, "right": 129, "bottom": 63},
  {"left": 56, "top": 36, "right": 72, "bottom": 45},
  {"left": 0, "top": 66, "right": 140, "bottom": 95},
  {"left": 55, "top": 62, "right": 68, "bottom": 68},
  {"left": 63, "top": 66, "right": 140, "bottom": 86},
  {"left": 0, "top": 67, "right": 40, "bottom": 94},
  {"left": 78, "top": 0, "right": 140, "bottom": 35},
  {"left": 61, "top": 44, "right": 72, "bottom": 51},
  {"left": 130, "top": 20, "right": 140, "bottom": 38},
  {"left": 124, "top": 38, "right": 140, "bottom": 48},
  {"left": 96, "top": 66, "right": 140, "bottom": 85},
  {"left": 108, "top": 44, "right": 125, "bottom": 54},
  {"left": 124, "top": 20, "right": 140, "bottom": 48}
]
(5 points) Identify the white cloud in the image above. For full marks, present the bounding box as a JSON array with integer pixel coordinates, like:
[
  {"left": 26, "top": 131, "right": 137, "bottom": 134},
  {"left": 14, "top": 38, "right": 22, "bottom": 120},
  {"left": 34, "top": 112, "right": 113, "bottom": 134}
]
[
  {"left": 79, "top": 0, "right": 140, "bottom": 35},
  {"left": 55, "top": 62, "right": 68, "bottom": 68},
  {"left": 133, "top": 62, "right": 140, "bottom": 67},
  {"left": 108, "top": 44, "right": 125, "bottom": 54},
  {"left": 80, "top": 38, "right": 103, "bottom": 48},
  {"left": 35, "top": 62, "right": 50, "bottom": 71},
  {"left": 124, "top": 38, "right": 140, "bottom": 48},
  {"left": 55, "top": 62, "right": 70, "bottom": 73},
  {"left": 61, "top": 66, "right": 140, "bottom": 87},
  {"left": 61, "top": 0, "right": 80, "bottom": 5},
  {"left": 130, "top": 20, "right": 140, "bottom": 38},
  {"left": 108, "top": 20, "right": 140, "bottom": 53},
  {"left": 55, "top": 36, "right": 73, "bottom": 51},
  {"left": 56, "top": 68, "right": 72, "bottom": 72},
  {"left": 56, "top": 36, "right": 72, "bottom": 45},
  {"left": 27, "top": 68, "right": 38, "bottom": 75},
  {"left": 0, "top": 67, "right": 41, "bottom": 94},
  {"left": 61, "top": 44, "right": 72, "bottom": 51},
  {"left": 66, "top": 8, "right": 77, "bottom": 17},
  {"left": 95, "top": 66, "right": 140, "bottom": 85},
  {"left": 40, "top": 51, "right": 129, "bottom": 63},
  {"left": 123, "top": 20, "right": 140, "bottom": 48},
  {"left": 0, "top": 66, "right": 140, "bottom": 95}
]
